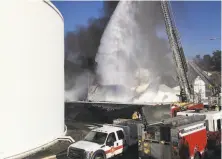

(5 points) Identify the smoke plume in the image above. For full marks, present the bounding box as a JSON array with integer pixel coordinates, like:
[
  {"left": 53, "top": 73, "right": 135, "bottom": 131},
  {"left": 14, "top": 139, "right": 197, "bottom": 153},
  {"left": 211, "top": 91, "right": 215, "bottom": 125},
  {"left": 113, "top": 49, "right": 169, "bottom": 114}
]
[
  {"left": 64, "top": 2, "right": 118, "bottom": 101},
  {"left": 90, "top": 1, "right": 178, "bottom": 102}
]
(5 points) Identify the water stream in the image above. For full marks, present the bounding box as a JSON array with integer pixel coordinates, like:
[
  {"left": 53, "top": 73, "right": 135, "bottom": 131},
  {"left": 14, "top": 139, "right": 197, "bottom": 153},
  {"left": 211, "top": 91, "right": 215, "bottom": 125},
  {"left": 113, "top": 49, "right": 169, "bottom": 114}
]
[{"left": 89, "top": 1, "right": 179, "bottom": 103}]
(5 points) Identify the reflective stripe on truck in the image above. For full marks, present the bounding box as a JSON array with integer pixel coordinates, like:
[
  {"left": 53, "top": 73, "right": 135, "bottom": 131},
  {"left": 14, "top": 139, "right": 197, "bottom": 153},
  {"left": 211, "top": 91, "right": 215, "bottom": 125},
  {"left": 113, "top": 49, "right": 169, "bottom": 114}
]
[{"left": 105, "top": 145, "right": 123, "bottom": 154}]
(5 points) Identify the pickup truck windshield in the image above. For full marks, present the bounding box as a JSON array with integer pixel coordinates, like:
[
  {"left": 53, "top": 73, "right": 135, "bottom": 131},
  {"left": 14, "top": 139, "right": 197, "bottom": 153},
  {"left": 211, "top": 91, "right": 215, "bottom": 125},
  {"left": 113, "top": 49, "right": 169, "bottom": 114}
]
[{"left": 84, "top": 131, "right": 107, "bottom": 145}]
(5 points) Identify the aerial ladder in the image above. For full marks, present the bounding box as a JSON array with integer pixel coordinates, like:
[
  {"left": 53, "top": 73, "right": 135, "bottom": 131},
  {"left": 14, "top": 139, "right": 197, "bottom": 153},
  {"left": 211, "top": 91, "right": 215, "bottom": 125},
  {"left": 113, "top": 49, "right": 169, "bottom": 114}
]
[
  {"left": 161, "top": 1, "right": 221, "bottom": 110},
  {"left": 160, "top": 1, "right": 206, "bottom": 115},
  {"left": 161, "top": 0, "right": 192, "bottom": 102}
]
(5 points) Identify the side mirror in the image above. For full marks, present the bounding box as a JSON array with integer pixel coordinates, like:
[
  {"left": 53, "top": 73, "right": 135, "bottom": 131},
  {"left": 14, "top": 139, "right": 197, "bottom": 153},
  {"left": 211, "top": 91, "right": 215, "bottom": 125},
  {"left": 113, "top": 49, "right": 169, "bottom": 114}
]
[{"left": 106, "top": 141, "right": 114, "bottom": 147}]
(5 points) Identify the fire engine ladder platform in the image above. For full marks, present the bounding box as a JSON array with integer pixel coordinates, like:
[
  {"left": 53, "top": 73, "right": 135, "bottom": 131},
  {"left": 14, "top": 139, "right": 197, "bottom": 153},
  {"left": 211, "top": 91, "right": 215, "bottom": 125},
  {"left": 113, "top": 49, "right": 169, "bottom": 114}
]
[{"left": 172, "top": 102, "right": 204, "bottom": 110}]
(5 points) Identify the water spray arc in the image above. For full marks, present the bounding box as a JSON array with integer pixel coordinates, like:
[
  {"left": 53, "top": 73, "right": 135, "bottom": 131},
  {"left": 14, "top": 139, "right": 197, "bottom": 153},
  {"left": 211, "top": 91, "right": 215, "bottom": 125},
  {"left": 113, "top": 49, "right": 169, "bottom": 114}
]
[{"left": 89, "top": 1, "right": 180, "bottom": 103}]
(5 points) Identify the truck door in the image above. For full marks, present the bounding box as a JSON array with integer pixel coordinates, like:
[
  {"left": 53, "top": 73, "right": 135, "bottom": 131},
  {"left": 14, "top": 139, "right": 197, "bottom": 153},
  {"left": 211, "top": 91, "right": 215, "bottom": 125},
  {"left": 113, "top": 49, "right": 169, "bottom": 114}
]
[
  {"left": 115, "top": 130, "right": 124, "bottom": 155},
  {"left": 105, "top": 132, "right": 116, "bottom": 158}
]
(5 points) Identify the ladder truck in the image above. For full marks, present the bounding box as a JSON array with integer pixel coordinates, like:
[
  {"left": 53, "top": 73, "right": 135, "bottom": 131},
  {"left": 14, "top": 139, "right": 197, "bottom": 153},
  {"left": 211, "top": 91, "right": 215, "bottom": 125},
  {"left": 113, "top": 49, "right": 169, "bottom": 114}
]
[
  {"left": 161, "top": 0, "right": 205, "bottom": 114},
  {"left": 138, "top": 106, "right": 208, "bottom": 159},
  {"left": 137, "top": 106, "right": 208, "bottom": 159}
]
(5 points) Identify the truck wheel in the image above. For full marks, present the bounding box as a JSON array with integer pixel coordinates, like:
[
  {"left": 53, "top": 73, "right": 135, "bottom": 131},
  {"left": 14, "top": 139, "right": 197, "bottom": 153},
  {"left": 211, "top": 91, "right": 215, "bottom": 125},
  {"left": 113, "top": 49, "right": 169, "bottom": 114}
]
[
  {"left": 94, "top": 154, "right": 104, "bottom": 159},
  {"left": 92, "top": 151, "right": 106, "bottom": 159}
]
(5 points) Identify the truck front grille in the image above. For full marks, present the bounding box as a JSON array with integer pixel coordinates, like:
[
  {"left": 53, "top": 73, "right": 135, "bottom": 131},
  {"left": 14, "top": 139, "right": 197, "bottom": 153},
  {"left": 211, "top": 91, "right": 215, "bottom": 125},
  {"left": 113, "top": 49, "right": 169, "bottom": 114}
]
[{"left": 68, "top": 147, "right": 85, "bottom": 159}]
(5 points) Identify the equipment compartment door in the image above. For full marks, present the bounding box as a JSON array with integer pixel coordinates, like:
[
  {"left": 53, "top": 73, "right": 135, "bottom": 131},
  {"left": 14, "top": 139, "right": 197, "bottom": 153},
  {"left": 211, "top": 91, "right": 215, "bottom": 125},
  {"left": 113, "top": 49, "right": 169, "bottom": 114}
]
[
  {"left": 149, "top": 142, "right": 171, "bottom": 159},
  {"left": 115, "top": 130, "right": 124, "bottom": 155}
]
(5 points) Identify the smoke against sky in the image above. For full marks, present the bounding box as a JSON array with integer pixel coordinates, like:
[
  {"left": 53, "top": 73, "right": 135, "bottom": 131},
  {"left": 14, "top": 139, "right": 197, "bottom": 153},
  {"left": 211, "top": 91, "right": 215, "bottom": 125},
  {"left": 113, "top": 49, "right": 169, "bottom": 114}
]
[
  {"left": 63, "top": 1, "right": 118, "bottom": 102},
  {"left": 53, "top": 1, "right": 221, "bottom": 57}
]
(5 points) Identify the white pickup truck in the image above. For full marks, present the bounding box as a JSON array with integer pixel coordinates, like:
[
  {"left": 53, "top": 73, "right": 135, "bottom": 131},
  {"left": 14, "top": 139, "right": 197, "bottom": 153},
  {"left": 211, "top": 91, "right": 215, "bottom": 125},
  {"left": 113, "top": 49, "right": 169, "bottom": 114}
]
[{"left": 67, "top": 119, "right": 141, "bottom": 159}]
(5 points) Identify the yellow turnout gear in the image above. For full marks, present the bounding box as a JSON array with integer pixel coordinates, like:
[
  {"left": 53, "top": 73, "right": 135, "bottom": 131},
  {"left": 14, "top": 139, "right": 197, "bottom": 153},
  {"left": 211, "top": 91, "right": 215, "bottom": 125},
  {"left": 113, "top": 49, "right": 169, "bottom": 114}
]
[{"left": 132, "top": 112, "right": 139, "bottom": 119}]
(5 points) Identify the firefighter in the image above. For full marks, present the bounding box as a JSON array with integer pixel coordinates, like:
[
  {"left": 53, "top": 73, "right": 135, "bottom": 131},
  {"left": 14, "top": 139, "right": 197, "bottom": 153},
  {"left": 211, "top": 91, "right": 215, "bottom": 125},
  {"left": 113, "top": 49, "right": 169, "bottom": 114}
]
[
  {"left": 132, "top": 111, "right": 139, "bottom": 120},
  {"left": 215, "top": 104, "right": 219, "bottom": 111},
  {"left": 208, "top": 84, "right": 212, "bottom": 89}
]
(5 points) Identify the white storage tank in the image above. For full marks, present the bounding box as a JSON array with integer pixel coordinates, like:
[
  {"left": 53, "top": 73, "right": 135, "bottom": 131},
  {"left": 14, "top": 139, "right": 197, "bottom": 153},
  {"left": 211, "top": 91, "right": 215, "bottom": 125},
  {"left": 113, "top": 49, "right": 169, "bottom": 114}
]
[
  {"left": 0, "top": 0, "right": 65, "bottom": 158},
  {"left": 194, "top": 76, "right": 206, "bottom": 100}
]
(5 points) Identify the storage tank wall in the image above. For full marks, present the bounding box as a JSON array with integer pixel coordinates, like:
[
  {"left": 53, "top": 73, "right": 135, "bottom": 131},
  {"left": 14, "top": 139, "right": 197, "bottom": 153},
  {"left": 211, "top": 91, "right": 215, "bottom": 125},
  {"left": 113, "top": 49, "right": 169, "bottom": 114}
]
[{"left": 0, "top": 1, "right": 64, "bottom": 158}]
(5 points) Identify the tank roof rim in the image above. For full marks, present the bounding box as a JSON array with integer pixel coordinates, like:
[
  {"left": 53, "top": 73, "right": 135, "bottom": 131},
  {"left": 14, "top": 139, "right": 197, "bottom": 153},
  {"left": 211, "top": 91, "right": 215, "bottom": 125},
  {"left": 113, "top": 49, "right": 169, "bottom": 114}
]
[{"left": 43, "top": 0, "right": 64, "bottom": 21}]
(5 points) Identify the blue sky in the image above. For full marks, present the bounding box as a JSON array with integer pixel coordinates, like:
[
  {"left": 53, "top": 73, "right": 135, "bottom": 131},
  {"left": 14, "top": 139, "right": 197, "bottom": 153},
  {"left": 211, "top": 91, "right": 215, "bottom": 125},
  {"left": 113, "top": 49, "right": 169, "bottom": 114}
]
[{"left": 53, "top": 1, "right": 221, "bottom": 58}]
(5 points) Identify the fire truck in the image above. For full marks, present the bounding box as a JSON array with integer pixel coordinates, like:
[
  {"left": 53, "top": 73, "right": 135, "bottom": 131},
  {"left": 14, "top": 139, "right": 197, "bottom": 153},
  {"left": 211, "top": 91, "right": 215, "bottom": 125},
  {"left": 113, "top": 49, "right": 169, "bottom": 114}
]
[
  {"left": 138, "top": 106, "right": 208, "bottom": 159},
  {"left": 67, "top": 104, "right": 209, "bottom": 159},
  {"left": 161, "top": 0, "right": 206, "bottom": 119},
  {"left": 177, "top": 109, "right": 222, "bottom": 151}
]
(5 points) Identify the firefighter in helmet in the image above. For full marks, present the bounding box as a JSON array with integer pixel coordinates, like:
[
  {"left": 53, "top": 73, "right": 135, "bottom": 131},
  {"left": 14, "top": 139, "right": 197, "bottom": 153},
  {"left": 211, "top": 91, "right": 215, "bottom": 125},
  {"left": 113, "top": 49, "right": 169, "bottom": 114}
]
[{"left": 132, "top": 111, "right": 139, "bottom": 120}]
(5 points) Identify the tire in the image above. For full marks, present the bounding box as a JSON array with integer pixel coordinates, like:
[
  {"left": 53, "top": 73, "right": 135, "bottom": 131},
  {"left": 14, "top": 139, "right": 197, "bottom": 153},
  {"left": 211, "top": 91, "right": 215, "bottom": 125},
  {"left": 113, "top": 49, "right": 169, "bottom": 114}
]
[
  {"left": 194, "top": 152, "right": 201, "bottom": 159},
  {"left": 92, "top": 151, "right": 106, "bottom": 159}
]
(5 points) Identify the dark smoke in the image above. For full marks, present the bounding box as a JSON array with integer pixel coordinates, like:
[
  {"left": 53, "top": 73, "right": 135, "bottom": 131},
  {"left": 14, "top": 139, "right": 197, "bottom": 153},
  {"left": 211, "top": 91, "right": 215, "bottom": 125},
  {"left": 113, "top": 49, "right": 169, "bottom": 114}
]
[{"left": 65, "top": 1, "right": 119, "bottom": 101}]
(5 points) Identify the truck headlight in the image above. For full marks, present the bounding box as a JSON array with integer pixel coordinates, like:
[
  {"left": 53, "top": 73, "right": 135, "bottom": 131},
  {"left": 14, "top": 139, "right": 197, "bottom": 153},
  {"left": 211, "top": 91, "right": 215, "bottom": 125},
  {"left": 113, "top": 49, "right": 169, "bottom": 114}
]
[{"left": 85, "top": 151, "right": 93, "bottom": 159}]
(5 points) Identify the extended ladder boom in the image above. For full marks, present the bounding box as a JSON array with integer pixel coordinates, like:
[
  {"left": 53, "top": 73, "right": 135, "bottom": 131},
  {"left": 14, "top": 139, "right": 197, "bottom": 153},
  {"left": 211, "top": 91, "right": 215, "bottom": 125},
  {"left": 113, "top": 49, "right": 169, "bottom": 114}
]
[{"left": 161, "top": 0, "right": 192, "bottom": 102}]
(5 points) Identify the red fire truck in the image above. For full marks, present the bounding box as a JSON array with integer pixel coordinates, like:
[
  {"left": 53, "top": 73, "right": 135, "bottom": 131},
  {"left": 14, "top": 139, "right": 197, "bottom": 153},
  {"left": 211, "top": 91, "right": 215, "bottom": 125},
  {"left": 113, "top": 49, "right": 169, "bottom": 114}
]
[
  {"left": 171, "top": 102, "right": 204, "bottom": 117},
  {"left": 138, "top": 108, "right": 208, "bottom": 159},
  {"left": 177, "top": 109, "right": 222, "bottom": 152}
]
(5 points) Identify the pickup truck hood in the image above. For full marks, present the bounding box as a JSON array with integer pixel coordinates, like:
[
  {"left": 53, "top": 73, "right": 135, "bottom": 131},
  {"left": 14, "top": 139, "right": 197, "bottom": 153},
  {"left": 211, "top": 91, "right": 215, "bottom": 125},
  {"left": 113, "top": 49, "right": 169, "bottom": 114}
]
[{"left": 70, "top": 140, "right": 102, "bottom": 151}]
